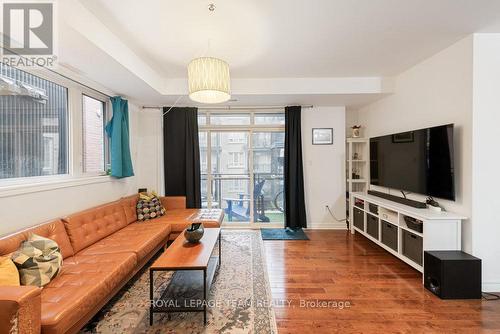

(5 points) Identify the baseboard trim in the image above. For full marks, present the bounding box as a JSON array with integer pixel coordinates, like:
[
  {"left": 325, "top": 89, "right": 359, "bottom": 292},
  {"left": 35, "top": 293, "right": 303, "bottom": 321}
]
[
  {"left": 482, "top": 282, "right": 500, "bottom": 292},
  {"left": 306, "top": 222, "right": 348, "bottom": 230}
]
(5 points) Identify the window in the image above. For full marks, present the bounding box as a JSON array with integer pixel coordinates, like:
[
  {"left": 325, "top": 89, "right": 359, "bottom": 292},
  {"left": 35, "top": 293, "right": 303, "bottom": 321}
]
[
  {"left": 227, "top": 133, "right": 246, "bottom": 143},
  {"left": 199, "top": 132, "right": 208, "bottom": 173},
  {"left": 82, "top": 95, "right": 106, "bottom": 173},
  {"left": 252, "top": 132, "right": 272, "bottom": 148},
  {"left": 254, "top": 152, "right": 272, "bottom": 173},
  {"left": 227, "top": 152, "right": 245, "bottom": 168},
  {"left": 210, "top": 113, "right": 250, "bottom": 125},
  {"left": 198, "top": 113, "right": 207, "bottom": 126},
  {"left": 254, "top": 113, "right": 285, "bottom": 125},
  {"left": 0, "top": 64, "right": 68, "bottom": 180},
  {"left": 229, "top": 179, "right": 246, "bottom": 193}
]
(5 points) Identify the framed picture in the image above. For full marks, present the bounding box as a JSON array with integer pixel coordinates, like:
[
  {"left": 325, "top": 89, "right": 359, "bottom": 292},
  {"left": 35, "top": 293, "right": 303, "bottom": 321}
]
[{"left": 312, "top": 128, "right": 333, "bottom": 145}]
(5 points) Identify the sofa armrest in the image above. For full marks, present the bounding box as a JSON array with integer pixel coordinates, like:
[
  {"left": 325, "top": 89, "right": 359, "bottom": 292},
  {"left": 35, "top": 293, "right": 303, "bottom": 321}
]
[
  {"left": 160, "top": 196, "right": 187, "bottom": 210},
  {"left": 0, "top": 286, "right": 41, "bottom": 334}
]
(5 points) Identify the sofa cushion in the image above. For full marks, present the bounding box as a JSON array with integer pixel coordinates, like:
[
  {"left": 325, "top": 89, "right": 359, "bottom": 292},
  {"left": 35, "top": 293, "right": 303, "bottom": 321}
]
[
  {"left": 12, "top": 234, "right": 63, "bottom": 287},
  {"left": 159, "top": 196, "right": 186, "bottom": 210},
  {"left": 120, "top": 194, "right": 139, "bottom": 224},
  {"left": 41, "top": 252, "right": 136, "bottom": 334},
  {"left": 167, "top": 220, "right": 221, "bottom": 234},
  {"left": 62, "top": 201, "right": 128, "bottom": 253},
  {"left": 77, "top": 221, "right": 171, "bottom": 261},
  {"left": 0, "top": 220, "right": 74, "bottom": 259},
  {"left": 155, "top": 209, "right": 221, "bottom": 233}
]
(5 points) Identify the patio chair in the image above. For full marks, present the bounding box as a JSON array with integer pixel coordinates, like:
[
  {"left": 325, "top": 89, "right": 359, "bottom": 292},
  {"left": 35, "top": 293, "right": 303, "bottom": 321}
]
[{"left": 224, "top": 179, "right": 270, "bottom": 222}]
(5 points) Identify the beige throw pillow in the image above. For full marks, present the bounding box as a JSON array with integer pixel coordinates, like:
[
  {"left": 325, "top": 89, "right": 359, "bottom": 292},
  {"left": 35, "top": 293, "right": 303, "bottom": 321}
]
[{"left": 11, "top": 234, "right": 63, "bottom": 287}]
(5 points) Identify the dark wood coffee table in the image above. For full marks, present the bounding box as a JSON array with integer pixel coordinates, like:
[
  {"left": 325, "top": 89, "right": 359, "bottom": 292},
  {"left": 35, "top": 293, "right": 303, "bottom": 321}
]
[{"left": 149, "top": 228, "right": 221, "bottom": 325}]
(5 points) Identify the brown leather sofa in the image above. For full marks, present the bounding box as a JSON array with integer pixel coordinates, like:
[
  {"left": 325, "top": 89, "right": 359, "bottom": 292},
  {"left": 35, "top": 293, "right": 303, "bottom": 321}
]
[{"left": 0, "top": 195, "right": 222, "bottom": 334}]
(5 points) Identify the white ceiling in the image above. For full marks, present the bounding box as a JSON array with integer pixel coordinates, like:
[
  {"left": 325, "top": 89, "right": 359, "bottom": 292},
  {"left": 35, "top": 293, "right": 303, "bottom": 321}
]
[
  {"left": 58, "top": 25, "right": 167, "bottom": 103},
  {"left": 80, "top": 0, "right": 500, "bottom": 78},
  {"left": 55, "top": 0, "right": 500, "bottom": 106}
]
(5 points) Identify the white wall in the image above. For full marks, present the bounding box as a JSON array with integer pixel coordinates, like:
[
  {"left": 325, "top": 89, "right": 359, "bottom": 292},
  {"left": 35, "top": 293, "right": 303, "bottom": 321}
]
[
  {"left": 302, "top": 106, "right": 347, "bottom": 229},
  {"left": 356, "top": 36, "right": 474, "bottom": 251},
  {"left": 472, "top": 34, "right": 500, "bottom": 292},
  {"left": 131, "top": 106, "right": 347, "bottom": 229},
  {"left": 134, "top": 108, "right": 164, "bottom": 194},
  {"left": 355, "top": 35, "right": 500, "bottom": 291},
  {"left": 0, "top": 103, "right": 141, "bottom": 236},
  {"left": 345, "top": 109, "right": 361, "bottom": 138}
]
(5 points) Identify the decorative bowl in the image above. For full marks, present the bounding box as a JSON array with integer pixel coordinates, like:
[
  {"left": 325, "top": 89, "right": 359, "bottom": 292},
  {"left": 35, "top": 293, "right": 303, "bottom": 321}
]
[{"left": 184, "top": 223, "right": 204, "bottom": 243}]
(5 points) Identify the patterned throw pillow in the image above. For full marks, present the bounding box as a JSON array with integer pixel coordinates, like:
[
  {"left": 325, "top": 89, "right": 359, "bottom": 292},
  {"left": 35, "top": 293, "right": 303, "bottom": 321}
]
[
  {"left": 136, "top": 192, "right": 166, "bottom": 221},
  {"left": 11, "top": 234, "right": 63, "bottom": 287}
]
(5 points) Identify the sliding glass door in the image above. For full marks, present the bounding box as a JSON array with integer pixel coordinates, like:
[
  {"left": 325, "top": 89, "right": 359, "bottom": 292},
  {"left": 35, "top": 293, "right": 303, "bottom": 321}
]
[
  {"left": 199, "top": 111, "right": 285, "bottom": 225},
  {"left": 252, "top": 131, "right": 285, "bottom": 224}
]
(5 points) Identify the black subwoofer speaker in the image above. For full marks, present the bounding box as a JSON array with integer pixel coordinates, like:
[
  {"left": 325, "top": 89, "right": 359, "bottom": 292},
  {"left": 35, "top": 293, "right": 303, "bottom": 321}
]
[{"left": 424, "top": 251, "right": 481, "bottom": 299}]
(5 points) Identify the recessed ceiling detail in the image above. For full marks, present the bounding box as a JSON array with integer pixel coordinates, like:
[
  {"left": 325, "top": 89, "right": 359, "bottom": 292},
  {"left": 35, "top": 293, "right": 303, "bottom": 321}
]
[
  {"left": 79, "top": 0, "right": 500, "bottom": 78},
  {"left": 58, "top": 0, "right": 500, "bottom": 105}
]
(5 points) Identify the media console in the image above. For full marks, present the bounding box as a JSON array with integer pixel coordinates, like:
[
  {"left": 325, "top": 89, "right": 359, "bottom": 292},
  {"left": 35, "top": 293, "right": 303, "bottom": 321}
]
[{"left": 350, "top": 192, "right": 467, "bottom": 274}]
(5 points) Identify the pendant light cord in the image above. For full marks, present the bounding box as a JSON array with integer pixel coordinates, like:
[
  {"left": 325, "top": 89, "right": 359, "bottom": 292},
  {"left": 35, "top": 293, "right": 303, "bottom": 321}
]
[{"left": 161, "top": 95, "right": 184, "bottom": 116}]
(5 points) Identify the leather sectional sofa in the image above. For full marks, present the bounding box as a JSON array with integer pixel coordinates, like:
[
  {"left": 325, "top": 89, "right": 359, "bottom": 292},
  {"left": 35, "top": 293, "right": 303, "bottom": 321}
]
[{"left": 0, "top": 194, "right": 222, "bottom": 334}]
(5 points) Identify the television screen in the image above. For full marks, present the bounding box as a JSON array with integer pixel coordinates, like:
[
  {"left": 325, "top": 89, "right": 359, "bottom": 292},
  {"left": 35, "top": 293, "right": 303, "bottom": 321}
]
[{"left": 370, "top": 124, "right": 455, "bottom": 201}]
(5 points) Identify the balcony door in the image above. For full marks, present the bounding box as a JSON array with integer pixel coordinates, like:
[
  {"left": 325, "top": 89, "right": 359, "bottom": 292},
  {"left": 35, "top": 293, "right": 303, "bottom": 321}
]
[{"left": 199, "top": 111, "right": 285, "bottom": 226}]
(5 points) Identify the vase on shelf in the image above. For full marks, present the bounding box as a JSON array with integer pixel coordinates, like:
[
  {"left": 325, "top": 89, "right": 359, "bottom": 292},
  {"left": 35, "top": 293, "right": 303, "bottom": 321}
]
[{"left": 351, "top": 125, "right": 361, "bottom": 138}]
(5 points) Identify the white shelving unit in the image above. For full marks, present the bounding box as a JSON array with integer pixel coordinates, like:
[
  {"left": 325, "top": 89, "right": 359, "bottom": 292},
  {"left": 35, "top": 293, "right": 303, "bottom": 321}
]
[
  {"left": 345, "top": 138, "right": 369, "bottom": 226},
  {"left": 350, "top": 192, "right": 467, "bottom": 274}
]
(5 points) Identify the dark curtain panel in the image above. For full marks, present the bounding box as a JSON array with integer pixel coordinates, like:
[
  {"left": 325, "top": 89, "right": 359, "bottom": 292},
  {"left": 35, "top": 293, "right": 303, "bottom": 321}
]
[
  {"left": 163, "top": 107, "right": 201, "bottom": 208},
  {"left": 284, "top": 106, "right": 307, "bottom": 228}
]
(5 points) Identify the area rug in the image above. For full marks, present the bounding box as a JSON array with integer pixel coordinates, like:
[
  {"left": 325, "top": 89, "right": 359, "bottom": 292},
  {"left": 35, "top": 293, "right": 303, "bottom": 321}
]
[
  {"left": 81, "top": 230, "right": 277, "bottom": 334},
  {"left": 261, "top": 228, "right": 309, "bottom": 240}
]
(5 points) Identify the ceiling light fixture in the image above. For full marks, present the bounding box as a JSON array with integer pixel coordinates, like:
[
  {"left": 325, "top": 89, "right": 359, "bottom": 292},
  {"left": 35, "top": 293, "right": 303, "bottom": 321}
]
[
  {"left": 188, "top": 57, "right": 230, "bottom": 104},
  {"left": 187, "top": 3, "right": 231, "bottom": 104}
]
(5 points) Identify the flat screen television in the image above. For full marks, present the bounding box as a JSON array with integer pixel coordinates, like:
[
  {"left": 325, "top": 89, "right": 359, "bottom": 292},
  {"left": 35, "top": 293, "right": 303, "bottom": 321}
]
[{"left": 370, "top": 124, "right": 455, "bottom": 201}]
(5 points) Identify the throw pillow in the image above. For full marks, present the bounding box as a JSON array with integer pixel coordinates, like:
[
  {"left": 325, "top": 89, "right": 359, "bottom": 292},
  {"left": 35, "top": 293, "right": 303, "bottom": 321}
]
[
  {"left": 137, "top": 192, "right": 166, "bottom": 221},
  {"left": 0, "top": 256, "right": 20, "bottom": 286},
  {"left": 11, "top": 234, "right": 63, "bottom": 287}
]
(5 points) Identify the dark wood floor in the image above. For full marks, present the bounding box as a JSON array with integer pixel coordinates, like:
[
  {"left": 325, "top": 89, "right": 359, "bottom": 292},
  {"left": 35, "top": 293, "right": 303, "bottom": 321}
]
[{"left": 263, "top": 230, "right": 500, "bottom": 334}]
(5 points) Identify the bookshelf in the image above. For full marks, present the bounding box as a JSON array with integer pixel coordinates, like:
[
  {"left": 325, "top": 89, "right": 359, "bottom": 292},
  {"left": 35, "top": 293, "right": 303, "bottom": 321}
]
[{"left": 346, "top": 138, "right": 369, "bottom": 226}]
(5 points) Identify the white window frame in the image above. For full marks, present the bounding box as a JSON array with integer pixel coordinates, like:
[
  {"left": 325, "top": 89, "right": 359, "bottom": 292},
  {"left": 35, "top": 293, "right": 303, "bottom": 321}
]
[
  {"left": 81, "top": 93, "right": 109, "bottom": 176},
  {"left": 0, "top": 66, "right": 114, "bottom": 197}
]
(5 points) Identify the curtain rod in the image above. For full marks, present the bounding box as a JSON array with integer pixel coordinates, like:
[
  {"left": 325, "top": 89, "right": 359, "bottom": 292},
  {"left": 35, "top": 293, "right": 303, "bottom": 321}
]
[
  {"left": 1, "top": 46, "right": 114, "bottom": 99},
  {"left": 142, "top": 105, "right": 314, "bottom": 110}
]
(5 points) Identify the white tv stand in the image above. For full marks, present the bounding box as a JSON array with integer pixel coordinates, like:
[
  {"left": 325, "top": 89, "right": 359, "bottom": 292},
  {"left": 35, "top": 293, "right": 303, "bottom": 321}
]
[{"left": 350, "top": 192, "right": 467, "bottom": 273}]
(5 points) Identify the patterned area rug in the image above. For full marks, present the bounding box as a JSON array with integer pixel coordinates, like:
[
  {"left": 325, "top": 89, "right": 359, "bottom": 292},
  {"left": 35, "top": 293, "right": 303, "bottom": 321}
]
[{"left": 81, "top": 230, "right": 277, "bottom": 334}]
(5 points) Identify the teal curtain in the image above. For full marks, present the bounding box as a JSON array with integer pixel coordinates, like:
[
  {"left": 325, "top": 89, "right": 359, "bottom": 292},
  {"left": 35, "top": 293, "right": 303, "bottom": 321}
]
[{"left": 105, "top": 96, "right": 134, "bottom": 178}]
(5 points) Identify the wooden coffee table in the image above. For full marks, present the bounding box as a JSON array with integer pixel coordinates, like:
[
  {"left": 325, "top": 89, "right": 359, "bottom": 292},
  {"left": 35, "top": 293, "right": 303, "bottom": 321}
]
[{"left": 149, "top": 228, "right": 221, "bottom": 325}]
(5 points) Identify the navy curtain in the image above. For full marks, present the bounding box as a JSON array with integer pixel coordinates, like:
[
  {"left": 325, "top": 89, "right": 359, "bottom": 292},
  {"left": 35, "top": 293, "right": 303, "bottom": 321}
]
[
  {"left": 105, "top": 96, "right": 134, "bottom": 178},
  {"left": 163, "top": 107, "right": 201, "bottom": 208},
  {"left": 284, "top": 106, "right": 307, "bottom": 228}
]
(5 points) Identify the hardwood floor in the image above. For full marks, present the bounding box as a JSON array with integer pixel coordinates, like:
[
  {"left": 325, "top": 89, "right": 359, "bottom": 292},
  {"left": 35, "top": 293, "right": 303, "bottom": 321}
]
[{"left": 263, "top": 230, "right": 500, "bottom": 334}]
